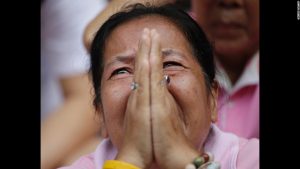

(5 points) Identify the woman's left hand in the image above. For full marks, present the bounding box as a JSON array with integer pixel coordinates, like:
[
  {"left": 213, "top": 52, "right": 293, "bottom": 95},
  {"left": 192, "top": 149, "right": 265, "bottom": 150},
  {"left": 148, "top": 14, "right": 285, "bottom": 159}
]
[{"left": 148, "top": 29, "right": 199, "bottom": 169}]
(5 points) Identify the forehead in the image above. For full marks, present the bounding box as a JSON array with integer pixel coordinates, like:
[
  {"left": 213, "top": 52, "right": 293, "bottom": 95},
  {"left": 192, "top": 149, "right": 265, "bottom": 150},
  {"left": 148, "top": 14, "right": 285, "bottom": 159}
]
[
  {"left": 110, "top": 14, "right": 182, "bottom": 36},
  {"left": 104, "top": 15, "right": 191, "bottom": 54}
]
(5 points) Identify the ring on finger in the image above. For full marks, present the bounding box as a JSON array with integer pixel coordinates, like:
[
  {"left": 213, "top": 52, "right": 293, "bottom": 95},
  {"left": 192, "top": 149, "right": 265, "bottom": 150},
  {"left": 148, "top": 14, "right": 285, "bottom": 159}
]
[
  {"left": 130, "top": 81, "right": 139, "bottom": 90},
  {"left": 160, "top": 75, "right": 170, "bottom": 85}
]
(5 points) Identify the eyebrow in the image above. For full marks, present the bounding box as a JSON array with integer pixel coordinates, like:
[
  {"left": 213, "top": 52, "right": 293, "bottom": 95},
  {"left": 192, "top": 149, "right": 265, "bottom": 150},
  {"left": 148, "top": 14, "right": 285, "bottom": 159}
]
[
  {"left": 105, "top": 48, "right": 186, "bottom": 68},
  {"left": 105, "top": 50, "right": 136, "bottom": 68},
  {"left": 161, "top": 48, "right": 186, "bottom": 59}
]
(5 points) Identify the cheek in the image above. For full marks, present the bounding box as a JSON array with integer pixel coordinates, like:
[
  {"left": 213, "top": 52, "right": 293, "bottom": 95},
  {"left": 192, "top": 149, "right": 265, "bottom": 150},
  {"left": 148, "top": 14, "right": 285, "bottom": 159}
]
[
  {"left": 168, "top": 72, "right": 209, "bottom": 121},
  {"left": 247, "top": 8, "right": 259, "bottom": 44},
  {"left": 101, "top": 79, "right": 132, "bottom": 148},
  {"left": 193, "top": 2, "right": 214, "bottom": 25},
  {"left": 169, "top": 72, "right": 207, "bottom": 108},
  {"left": 168, "top": 73, "right": 211, "bottom": 146}
]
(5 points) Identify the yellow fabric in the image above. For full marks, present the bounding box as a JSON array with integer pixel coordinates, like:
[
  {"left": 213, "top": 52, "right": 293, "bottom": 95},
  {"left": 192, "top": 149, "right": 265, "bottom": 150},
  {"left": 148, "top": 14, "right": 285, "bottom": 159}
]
[{"left": 103, "top": 160, "right": 141, "bottom": 169}]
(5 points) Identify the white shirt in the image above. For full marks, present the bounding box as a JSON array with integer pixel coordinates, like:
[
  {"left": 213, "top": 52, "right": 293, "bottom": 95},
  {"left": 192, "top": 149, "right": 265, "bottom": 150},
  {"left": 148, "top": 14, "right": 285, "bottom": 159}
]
[
  {"left": 215, "top": 51, "right": 259, "bottom": 95},
  {"left": 41, "top": 0, "right": 108, "bottom": 119}
]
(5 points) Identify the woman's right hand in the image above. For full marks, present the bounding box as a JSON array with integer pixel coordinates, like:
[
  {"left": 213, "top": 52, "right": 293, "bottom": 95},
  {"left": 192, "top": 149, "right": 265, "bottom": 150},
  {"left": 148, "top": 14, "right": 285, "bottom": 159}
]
[{"left": 115, "top": 28, "right": 153, "bottom": 169}]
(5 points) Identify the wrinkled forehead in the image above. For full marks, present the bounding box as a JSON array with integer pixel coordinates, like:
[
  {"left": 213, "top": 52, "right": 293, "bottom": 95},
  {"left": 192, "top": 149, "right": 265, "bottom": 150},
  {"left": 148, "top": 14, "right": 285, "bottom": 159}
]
[
  {"left": 108, "top": 14, "right": 182, "bottom": 39},
  {"left": 104, "top": 15, "right": 192, "bottom": 56}
]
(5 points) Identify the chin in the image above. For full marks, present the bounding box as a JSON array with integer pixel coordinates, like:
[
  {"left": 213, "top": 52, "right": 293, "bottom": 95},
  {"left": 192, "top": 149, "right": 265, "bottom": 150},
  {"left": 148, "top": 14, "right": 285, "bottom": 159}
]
[{"left": 215, "top": 39, "right": 253, "bottom": 58}]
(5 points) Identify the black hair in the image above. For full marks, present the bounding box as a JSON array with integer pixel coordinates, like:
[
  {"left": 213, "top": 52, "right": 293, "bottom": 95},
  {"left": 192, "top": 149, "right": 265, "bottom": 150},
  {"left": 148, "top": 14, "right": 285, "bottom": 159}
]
[{"left": 90, "top": 3, "right": 215, "bottom": 111}]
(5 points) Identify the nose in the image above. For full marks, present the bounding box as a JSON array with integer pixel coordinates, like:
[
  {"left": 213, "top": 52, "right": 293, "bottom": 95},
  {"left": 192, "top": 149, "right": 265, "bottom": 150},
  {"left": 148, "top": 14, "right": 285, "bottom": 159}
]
[{"left": 217, "top": 0, "right": 243, "bottom": 9}]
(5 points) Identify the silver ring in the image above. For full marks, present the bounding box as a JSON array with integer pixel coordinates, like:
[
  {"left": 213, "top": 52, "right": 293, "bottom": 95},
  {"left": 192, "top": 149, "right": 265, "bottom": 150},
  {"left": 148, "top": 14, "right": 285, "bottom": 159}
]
[
  {"left": 130, "top": 82, "right": 139, "bottom": 90},
  {"left": 165, "top": 75, "right": 170, "bottom": 84},
  {"left": 160, "top": 75, "right": 170, "bottom": 85}
]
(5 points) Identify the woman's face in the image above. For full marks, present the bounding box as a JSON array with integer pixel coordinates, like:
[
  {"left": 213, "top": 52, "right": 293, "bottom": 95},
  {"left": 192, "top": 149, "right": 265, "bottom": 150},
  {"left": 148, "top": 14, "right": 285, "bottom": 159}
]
[
  {"left": 100, "top": 16, "right": 215, "bottom": 149},
  {"left": 192, "top": 0, "right": 259, "bottom": 63}
]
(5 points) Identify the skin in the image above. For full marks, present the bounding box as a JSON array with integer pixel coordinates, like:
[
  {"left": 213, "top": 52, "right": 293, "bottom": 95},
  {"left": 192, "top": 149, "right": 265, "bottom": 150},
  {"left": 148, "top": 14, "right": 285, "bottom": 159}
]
[
  {"left": 98, "top": 16, "right": 217, "bottom": 169},
  {"left": 83, "top": 0, "right": 175, "bottom": 50},
  {"left": 192, "top": 0, "right": 259, "bottom": 84},
  {"left": 41, "top": 74, "right": 100, "bottom": 169}
]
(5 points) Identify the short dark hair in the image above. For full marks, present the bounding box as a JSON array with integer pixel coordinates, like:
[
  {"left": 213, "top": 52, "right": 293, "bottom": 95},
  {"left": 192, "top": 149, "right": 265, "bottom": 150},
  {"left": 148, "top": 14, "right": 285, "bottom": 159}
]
[{"left": 90, "top": 3, "right": 215, "bottom": 111}]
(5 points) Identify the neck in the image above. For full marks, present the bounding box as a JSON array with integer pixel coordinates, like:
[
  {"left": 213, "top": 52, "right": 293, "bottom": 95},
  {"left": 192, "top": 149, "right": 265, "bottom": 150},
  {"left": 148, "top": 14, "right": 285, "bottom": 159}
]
[
  {"left": 222, "top": 64, "right": 244, "bottom": 85},
  {"left": 216, "top": 54, "right": 252, "bottom": 85}
]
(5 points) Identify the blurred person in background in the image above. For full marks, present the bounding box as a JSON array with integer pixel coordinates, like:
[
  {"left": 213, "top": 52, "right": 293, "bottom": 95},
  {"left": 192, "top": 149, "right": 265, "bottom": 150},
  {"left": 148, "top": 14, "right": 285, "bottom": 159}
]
[
  {"left": 191, "top": 0, "right": 259, "bottom": 139},
  {"left": 41, "top": 0, "right": 109, "bottom": 169}
]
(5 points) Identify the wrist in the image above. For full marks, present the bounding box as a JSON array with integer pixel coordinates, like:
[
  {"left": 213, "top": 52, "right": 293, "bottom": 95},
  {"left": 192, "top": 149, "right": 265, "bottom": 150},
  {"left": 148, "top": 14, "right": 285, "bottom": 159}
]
[
  {"left": 116, "top": 147, "right": 148, "bottom": 169},
  {"left": 171, "top": 149, "right": 200, "bottom": 169},
  {"left": 159, "top": 142, "right": 200, "bottom": 169}
]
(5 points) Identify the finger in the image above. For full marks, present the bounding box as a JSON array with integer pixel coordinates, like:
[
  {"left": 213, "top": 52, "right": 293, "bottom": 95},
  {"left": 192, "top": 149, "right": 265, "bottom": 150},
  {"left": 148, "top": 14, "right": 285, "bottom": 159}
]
[
  {"left": 119, "top": 28, "right": 153, "bottom": 169},
  {"left": 133, "top": 28, "right": 151, "bottom": 106},
  {"left": 149, "top": 29, "right": 165, "bottom": 101},
  {"left": 124, "top": 28, "right": 151, "bottom": 137}
]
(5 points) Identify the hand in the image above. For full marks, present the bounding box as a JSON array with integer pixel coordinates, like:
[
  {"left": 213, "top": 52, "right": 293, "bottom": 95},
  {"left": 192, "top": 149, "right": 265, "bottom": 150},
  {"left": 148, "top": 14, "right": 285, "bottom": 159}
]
[
  {"left": 149, "top": 29, "right": 199, "bottom": 169},
  {"left": 116, "top": 28, "right": 199, "bottom": 169},
  {"left": 115, "top": 28, "right": 153, "bottom": 169}
]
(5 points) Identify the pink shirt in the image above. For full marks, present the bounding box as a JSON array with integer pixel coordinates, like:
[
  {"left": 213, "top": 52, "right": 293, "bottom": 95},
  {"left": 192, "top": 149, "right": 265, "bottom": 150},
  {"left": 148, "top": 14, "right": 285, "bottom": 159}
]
[
  {"left": 216, "top": 53, "right": 259, "bottom": 139},
  {"left": 58, "top": 125, "right": 259, "bottom": 169}
]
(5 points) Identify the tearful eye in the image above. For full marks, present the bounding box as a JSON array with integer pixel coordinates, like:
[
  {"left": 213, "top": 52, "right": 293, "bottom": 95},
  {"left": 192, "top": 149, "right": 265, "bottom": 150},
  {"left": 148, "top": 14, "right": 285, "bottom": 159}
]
[
  {"left": 110, "top": 68, "right": 131, "bottom": 79},
  {"left": 163, "top": 61, "right": 183, "bottom": 68},
  {"left": 115, "top": 69, "right": 129, "bottom": 75}
]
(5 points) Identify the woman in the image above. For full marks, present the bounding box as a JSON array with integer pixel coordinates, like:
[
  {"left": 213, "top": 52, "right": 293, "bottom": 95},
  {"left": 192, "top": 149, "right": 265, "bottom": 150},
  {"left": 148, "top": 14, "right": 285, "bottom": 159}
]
[{"left": 59, "top": 4, "right": 259, "bottom": 169}]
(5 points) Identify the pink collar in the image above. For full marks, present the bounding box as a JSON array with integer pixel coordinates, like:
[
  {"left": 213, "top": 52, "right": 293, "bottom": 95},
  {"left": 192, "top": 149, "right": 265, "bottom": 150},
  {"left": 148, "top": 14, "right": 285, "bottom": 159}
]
[{"left": 215, "top": 52, "right": 259, "bottom": 94}]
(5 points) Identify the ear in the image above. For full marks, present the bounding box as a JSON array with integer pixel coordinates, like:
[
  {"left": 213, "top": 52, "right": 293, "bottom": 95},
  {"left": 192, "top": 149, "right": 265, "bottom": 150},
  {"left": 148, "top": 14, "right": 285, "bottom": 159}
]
[{"left": 209, "top": 81, "right": 219, "bottom": 123}]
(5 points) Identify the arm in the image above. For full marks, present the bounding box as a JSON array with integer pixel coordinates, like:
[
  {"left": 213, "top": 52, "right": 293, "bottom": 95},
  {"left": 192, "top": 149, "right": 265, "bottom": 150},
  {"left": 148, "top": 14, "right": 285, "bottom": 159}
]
[
  {"left": 83, "top": 0, "right": 175, "bottom": 50},
  {"left": 41, "top": 74, "right": 100, "bottom": 169},
  {"left": 41, "top": 0, "right": 104, "bottom": 168}
]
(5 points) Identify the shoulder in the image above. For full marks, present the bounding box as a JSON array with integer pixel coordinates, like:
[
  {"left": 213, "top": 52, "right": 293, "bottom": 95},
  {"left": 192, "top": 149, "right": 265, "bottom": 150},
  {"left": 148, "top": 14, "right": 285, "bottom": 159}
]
[
  {"left": 57, "top": 139, "right": 117, "bottom": 169},
  {"left": 236, "top": 138, "right": 259, "bottom": 169},
  {"left": 57, "top": 153, "right": 95, "bottom": 169}
]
